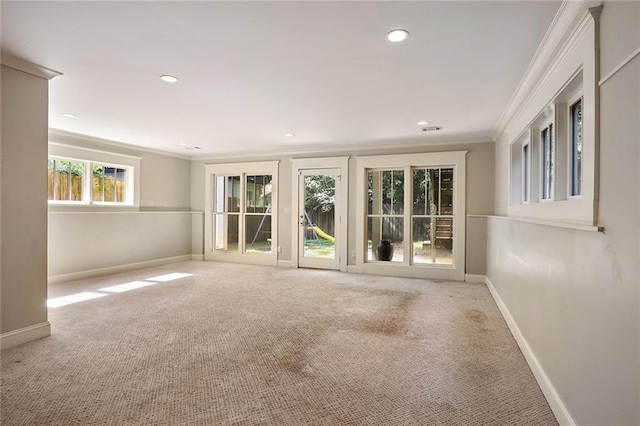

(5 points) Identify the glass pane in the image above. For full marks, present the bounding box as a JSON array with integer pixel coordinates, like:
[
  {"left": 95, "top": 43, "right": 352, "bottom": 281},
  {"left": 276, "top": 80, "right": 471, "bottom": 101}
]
[
  {"left": 92, "top": 166, "right": 104, "bottom": 202},
  {"left": 246, "top": 175, "right": 273, "bottom": 213},
  {"left": 48, "top": 160, "right": 54, "bottom": 200},
  {"left": 214, "top": 214, "right": 239, "bottom": 251},
  {"left": 571, "top": 99, "right": 582, "bottom": 196},
  {"left": 70, "top": 162, "right": 84, "bottom": 201},
  {"left": 440, "top": 168, "right": 454, "bottom": 214},
  {"left": 413, "top": 217, "right": 453, "bottom": 265},
  {"left": 55, "top": 160, "right": 71, "bottom": 201},
  {"left": 382, "top": 170, "right": 404, "bottom": 215},
  {"left": 245, "top": 214, "right": 272, "bottom": 253},
  {"left": 115, "top": 168, "right": 126, "bottom": 202},
  {"left": 215, "top": 176, "right": 240, "bottom": 212},
  {"left": 367, "top": 217, "right": 403, "bottom": 262},
  {"left": 303, "top": 174, "right": 336, "bottom": 259},
  {"left": 523, "top": 144, "right": 530, "bottom": 202},
  {"left": 367, "top": 170, "right": 377, "bottom": 215},
  {"left": 103, "top": 167, "right": 116, "bottom": 202},
  {"left": 228, "top": 176, "right": 240, "bottom": 212}
]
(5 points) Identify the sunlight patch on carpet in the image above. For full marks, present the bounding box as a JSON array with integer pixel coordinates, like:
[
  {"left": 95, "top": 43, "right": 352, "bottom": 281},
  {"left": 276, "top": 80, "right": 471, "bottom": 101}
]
[
  {"left": 47, "top": 292, "right": 107, "bottom": 308},
  {"left": 146, "top": 272, "right": 193, "bottom": 282},
  {"left": 99, "top": 281, "right": 158, "bottom": 293}
]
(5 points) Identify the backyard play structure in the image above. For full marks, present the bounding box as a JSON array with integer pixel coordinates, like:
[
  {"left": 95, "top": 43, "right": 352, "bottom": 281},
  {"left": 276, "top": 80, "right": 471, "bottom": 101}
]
[
  {"left": 303, "top": 211, "right": 335, "bottom": 244},
  {"left": 250, "top": 208, "right": 335, "bottom": 246}
]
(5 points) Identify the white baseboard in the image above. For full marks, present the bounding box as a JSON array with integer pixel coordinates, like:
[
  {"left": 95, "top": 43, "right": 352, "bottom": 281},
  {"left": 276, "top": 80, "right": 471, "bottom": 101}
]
[
  {"left": 191, "top": 254, "right": 204, "bottom": 261},
  {"left": 464, "top": 274, "right": 487, "bottom": 283},
  {"left": 485, "top": 276, "right": 575, "bottom": 426},
  {"left": 346, "top": 265, "right": 363, "bottom": 274},
  {"left": 1, "top": 322, "right": 51, "bottom": 350},
  {"left": 277, "top": 260, "right": 295, "bottom": 268},
  {"left": 48, "top": 254, "right": 193, "bottom": 284}
]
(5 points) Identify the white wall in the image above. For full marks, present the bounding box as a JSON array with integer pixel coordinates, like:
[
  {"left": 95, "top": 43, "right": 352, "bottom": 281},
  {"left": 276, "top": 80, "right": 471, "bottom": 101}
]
[
  {"left": 191, "top": 141, "right": 494, "bottom": 275},
  {"left": 1, "top": 64, "right": 51, "bottom": 341},
  {"left": 488, "top": 2, "right": 639, "bottom": 424},
  {"left": 47, "top": 132, "right": 193, "bottom": 281}
]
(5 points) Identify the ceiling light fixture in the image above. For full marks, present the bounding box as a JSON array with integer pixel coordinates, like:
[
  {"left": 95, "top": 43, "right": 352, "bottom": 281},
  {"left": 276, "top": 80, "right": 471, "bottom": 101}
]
[
  {"left": 386, "top": 29, "right": 409, "bottom": 42},
  {"left": 62, "top": 113, "right": 77, "bottom": 118},
  {"left": 160, "top": 75, "right": 179, "bottom": 83},
  {"left": 284, "top": 133, "right": 295, "bottom": 137},
  {"left": 417, "top": 120, "right": 429, "bottom": 126}
]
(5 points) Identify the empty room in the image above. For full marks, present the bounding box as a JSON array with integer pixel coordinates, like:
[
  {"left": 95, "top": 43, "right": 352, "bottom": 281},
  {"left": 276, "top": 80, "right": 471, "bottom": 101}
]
[{"left": 1, "top": 1, "right": 638, "bottom": 425}]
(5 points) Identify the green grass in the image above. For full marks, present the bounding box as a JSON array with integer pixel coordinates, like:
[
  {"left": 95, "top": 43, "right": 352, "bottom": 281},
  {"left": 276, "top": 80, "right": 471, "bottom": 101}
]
[{"left": 303, "top": 239, "right": 335, "bottom": 259}]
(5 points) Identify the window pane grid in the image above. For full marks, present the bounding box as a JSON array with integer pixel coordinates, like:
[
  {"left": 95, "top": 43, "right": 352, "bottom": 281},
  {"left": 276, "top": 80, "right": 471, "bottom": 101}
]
[
  {"left": 367, "top": 166, "right": 454, "bottom": 267},
  {"left": 213, "top": 173, "right": 272, "bottom": 254}
]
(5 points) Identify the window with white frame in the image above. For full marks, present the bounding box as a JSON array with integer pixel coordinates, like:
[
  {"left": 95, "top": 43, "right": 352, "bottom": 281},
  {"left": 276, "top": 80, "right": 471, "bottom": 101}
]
[
  {"left": 356, "top": 151, "right": 466, "bottom": 281},
  {"left": 48, "top": 156, "right": 134, "bottom": 205},
  {"left": 212, "top": 173, "right": 273, "bottom": 253},
  {"left": 505, "top": 7, "right": 598, "bottom": 227},
  {"left": 508, "top": 69, "right": 595, "bottom": 225},
  {"left": 204, "top": 161, "right": 278, "bottom": 266},
  {"left": 540, "top": 123, "right": 554, "bottom": 200}
]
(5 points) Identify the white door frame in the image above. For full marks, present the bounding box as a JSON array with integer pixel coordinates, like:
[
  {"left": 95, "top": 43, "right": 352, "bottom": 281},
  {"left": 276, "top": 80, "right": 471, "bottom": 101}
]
[{"left": 291, "top": 157, "right": 348, "bottom": 272}]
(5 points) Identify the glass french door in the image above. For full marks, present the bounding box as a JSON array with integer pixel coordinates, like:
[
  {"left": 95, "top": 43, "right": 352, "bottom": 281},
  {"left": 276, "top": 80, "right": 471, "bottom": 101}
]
[{"left": 298, "top": 169, "right": 340, "bottom": 270}]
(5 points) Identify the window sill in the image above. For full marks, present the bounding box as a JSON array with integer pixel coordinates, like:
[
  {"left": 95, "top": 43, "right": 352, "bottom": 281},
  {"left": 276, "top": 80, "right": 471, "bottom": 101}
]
[{"left": 471, "top": 214, "right": 603, "bottom": 233}]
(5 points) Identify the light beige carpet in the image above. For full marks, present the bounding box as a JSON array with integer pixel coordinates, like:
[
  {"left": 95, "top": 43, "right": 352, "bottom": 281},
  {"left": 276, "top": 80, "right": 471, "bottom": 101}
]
[{"left": 1, "top": 261, "right": 558, "bottom": 425}]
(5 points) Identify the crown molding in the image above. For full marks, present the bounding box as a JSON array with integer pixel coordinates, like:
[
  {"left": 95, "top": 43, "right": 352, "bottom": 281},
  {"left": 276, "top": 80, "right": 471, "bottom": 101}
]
[
  {"left": 491, "top": 1, "right": 603, "bottom": 141},
  {"left": 0, "top": 53, "right": 62, "bottom": 80},
  {"left": 48, "top": 129, "right": 191, "bottom": 161}
]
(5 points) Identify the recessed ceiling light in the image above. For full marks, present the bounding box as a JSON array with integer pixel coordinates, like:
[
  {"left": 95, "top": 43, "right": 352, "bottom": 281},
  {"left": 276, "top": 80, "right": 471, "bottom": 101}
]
[
  {"left": 62, "top": 113, "right": 77, "bottom": 118},
  {"left": 160, "top": 75, "right": 179, "bottom": 83},
  {"left": 180, "top": 143, "right": 188, "bottom": 146},
  {"left": 417, "top": 121, "right": 429, "bottom": 126},
  {"left": 386, "top": 29, "right": 409, "bottom": 42},
  {"left": 284, "top": 133, "right": 295, "bottom": 137}
]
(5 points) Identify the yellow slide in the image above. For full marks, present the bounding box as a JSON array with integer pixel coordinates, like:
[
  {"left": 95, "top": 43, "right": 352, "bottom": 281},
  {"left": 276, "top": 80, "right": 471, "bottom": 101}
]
[{"left": 312, "top": 226, "right": 335, "bottom": 243}]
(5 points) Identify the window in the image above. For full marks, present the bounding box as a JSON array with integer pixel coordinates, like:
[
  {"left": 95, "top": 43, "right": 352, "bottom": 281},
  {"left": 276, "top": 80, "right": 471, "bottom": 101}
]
[
  {"left": 541, "top": 123, "right": 554, "bottom": 200},
  {"left": 47, "top": 156, "right": 133, "bottom": 205},
  {"left": 212, "top": 174, "right": 273, "bottom": 253},
  {"left": 504, "top": 7, "right": 598, "bottom": 227},
  {"left": 356, "top": 151, "right": 466, "bottom": 281},
  {"left": 92, "top": 165, "right": 128, "bottom": 203},
  {"left": 523, "top": 143, "right": 530, "bottom": 203},
  {"left": 570, "top": 98, "right": 583, "bottom": 196},
  {"left": 204, "top": 161, "right": 278, "bottom": 266}
]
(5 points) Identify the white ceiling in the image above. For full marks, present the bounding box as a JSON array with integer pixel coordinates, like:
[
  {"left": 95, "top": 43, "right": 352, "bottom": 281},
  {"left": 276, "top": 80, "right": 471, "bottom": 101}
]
[{"left": 1, "top": 1, "right": 561, "bottom": 157}]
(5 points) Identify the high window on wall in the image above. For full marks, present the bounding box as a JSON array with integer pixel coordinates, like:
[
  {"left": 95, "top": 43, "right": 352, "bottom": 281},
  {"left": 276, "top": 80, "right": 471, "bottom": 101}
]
[
  {"left": 48, "top": 156, "right": 133, "bottom": 205},
  {"left": 356, "top": 151, "right": 466, "bottom": 281},
  {"left": 508, "top": 69, "right": 594, "bottom": 226},
  {"left": 204, "top": 161, "right": 278, "bottom": 266}
]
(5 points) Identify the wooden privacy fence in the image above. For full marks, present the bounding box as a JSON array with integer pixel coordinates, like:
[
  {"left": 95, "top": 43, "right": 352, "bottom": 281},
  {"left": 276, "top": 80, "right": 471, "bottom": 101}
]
[{"left": 47, "top": 171, "right": 126, "bottom": 202}]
